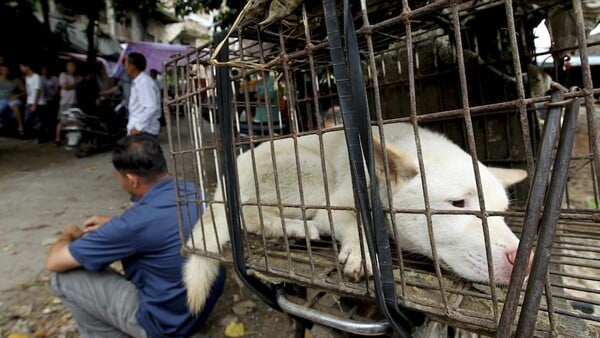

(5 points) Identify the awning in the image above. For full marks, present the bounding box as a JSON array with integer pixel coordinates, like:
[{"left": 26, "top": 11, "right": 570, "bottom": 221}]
[
  {"left": 110, "top": 41, "right": 193, "bottom": 78},
  {"left": 49, "top": 17, "right": 123, "bottom": 61},
  {"left": 59, "top": 52, "right": 118, "bottom": 76}
]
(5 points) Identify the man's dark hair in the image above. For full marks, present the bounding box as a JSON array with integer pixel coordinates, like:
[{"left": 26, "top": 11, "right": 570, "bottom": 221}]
[
  {"left": 149, "top": 68, "right": 159, "bottom": 76},
  {"left": 126, "top": 52, "right": 147, "bottom": 72},
  {"left": 112, "top": 134, "right": 167, "bottom": 180}
]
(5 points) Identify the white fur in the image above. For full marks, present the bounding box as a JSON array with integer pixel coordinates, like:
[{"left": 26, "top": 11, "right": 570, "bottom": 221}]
[{"left": 183, "top": 122, "right": 527, "bottom": 313}]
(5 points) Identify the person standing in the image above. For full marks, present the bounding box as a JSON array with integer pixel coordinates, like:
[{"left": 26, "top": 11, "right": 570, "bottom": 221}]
[
  {"left": 0, "top": 64, "right": 25, "bottom": 136},
  {"left": 19, "top": 60, "right": 48, "bottom": 142},
  {"left": 75, "top": 66, "right": 100, "bottom": 115},
  {"left": 46, "top": 133, "right": 226, "bottom": 337},
  {"left": 55, "top": 60, "right": 79, "bottom": 145},
  {"left": 254, "top": 73, "right": 279, "bottom": 124},
  {"left": 41, "top": 65, "right": 59, "bottom": 113},
  {"left": 149, "top": 69, "right": 164, "bottom": 94},
  {"left": 41, "top": 64, "right": 60, "bottom": 144},
  {"left": 149, "top": 69, "right": 165, "bottom": 127},
  {"left": 125, "top": 53, "right": 160, "bottom": 136}
]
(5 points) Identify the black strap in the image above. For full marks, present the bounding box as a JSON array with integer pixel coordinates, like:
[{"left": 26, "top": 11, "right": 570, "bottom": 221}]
[
  {"left": 214, "top": 31, "right": 280, "bottom": 311},
  {"left": 322, "top": 0, "right": 415, "bottom": 335}
]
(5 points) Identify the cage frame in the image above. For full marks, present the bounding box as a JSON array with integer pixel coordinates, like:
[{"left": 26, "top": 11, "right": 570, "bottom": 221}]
[{"left": 164, "top": 1, "right": 600, "bottom": 336}]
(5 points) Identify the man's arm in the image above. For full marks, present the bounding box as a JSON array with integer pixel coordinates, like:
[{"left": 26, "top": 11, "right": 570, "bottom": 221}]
[
  {"left": 46, "top": 224, "right": 83, "bottom": 272},
  {"left": 9, "top": 80, "right": 26, "bottom": 100},
  {"left": 99, "top": 85, "right": 118, "bottom": 97}
]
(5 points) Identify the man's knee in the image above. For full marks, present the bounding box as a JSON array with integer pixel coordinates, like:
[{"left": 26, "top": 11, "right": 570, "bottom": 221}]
[
  {"left": 50, "top": 271, "right": 68, "bottom": 300},
  {"left": 50, "top": 269, "right": 88, "bottom": 299}
]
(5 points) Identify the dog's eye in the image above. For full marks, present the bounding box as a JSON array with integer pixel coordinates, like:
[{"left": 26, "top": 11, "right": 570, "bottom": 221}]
[{"left": 451, "top": 200, "right": 465, "bottom": 208}]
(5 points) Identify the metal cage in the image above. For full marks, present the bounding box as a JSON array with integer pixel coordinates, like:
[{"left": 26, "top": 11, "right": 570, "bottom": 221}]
[{"left": 165, "top": 0, "right": 600, "bottom": 336}]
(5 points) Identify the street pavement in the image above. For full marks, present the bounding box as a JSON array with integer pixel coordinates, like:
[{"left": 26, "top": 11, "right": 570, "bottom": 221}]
[{"left": 0, "top": 135, "right": 162, "bottom": 291}]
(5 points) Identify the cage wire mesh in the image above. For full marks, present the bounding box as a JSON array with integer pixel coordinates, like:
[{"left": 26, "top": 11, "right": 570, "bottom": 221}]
[{"left": 165, "top": 0, "right": 600, "bottom": 336}]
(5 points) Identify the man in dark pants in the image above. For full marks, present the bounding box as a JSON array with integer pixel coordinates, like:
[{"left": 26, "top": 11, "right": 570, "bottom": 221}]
[{"left": 46, "top": 134, "right": 226, "bottom": 337}]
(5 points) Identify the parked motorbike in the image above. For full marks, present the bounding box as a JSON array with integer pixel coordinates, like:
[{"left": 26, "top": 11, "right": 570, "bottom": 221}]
[{"left": 59, "top": 97, "right": 127, "bottom": 158}]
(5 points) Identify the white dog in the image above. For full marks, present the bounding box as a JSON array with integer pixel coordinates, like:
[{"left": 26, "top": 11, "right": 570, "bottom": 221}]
[{"left": 183, "top": 122, "right": 528, "bottom": 314}]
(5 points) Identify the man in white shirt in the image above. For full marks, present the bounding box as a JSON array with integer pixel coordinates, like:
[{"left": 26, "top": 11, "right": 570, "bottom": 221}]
[
  {"left": 124, "top": 53, "right": 161, "bottom": 136},
  {"left": 19, "top": 61, "right": 49, "bottom": 142}
]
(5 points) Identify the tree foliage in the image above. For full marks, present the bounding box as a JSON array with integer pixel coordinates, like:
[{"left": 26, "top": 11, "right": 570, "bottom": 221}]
[{"left": 211, "top": 0, "right": 246, "bottom": 29}]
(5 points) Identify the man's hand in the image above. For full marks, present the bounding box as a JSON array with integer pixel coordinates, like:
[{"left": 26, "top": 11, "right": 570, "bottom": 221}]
[
  {"left": 82, "top": 215, "right": 112, "bottom": 233},
  {"left": 130, "top": 128, "right": 141, "bottom": 135},
  {"left": 30, "top": 104, "right": 37, "bottom": 112},
  {"left": 61, "top": 224, "right": 84, "bottom": 240}
]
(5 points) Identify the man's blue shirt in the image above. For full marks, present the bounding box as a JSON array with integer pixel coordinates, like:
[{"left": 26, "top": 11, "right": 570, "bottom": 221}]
[{"left": 69, "top": 177, "right": 224, "bottom": 337}]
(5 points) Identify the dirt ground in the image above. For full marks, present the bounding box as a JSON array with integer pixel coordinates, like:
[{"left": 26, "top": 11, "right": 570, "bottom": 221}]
[{"left": 0, "top": 133, "right": 297, "bottom": 338}]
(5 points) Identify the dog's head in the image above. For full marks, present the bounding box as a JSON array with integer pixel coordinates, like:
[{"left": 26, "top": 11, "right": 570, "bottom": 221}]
[{"left": 373, "top": 132, "right": 529, "bottom": 285}]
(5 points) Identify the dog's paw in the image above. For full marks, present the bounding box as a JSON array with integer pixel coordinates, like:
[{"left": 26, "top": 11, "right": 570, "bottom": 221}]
[
  {"left": 284, "top": 220, "right": 320, "bottom": 240},
  {"left": 305, "top": 220, "right": 320, "bottom": 240},
  {"left": 339, "top": 244, "right": 372, "bottom": 281}
]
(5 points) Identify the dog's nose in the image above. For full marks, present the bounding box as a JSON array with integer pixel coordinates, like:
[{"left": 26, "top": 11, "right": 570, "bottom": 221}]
[
  {"left": 506, "top": 250, "right": 534, "bottom": 274},
  {"left": 506, "top": 249, "right": 517, "bottom": 265}
]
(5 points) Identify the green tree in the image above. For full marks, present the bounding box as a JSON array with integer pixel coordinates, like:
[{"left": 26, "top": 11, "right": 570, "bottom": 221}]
[
  {"left": 1, "top": 0, "right": 60, "bottom": 65},
  {"left": 196, "top": 0, "right": 245, "bottom": 29}
]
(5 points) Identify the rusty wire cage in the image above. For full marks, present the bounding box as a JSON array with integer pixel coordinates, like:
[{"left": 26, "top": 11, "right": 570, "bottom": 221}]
[{"left": 165, "top": 0, "right": 600, "bottom": 336}]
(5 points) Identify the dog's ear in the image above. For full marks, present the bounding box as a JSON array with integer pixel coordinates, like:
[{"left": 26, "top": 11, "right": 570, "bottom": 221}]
[
  {"left": 372, "top": 136, "right": 418, "bottom": 186},
  {"left": 488, "top": 167, "right": 528, "bottom": 187}
]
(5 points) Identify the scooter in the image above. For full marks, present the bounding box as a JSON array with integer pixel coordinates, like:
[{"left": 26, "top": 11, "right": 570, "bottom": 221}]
[{"left": 59, "top": 98, "right": 127, "bottom": 158}]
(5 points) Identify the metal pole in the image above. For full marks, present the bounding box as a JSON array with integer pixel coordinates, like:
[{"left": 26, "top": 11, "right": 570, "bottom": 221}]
[
  {"left": 516, "top": 95, "right": 580, "bottom": 336},
  {"left": 497, "top": 87, "right": 564, "bottom": 336}
]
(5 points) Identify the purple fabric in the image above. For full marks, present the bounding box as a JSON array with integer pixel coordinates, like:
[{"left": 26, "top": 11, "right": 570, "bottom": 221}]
[{"left": 111, "top": 41, "right": 191, "bottom": 79}]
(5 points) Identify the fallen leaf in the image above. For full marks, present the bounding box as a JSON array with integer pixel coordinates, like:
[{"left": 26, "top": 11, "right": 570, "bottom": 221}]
[
  {"left": 34, "top": 328, "right": 48, "bottom": 338},
  {"left": 7, "top": 333, "right": 29, "bottom": 338},
  {"left": 84, "top": 165, "right": 97, "bottom": 172},
  {"left": 224, "top": 322, "right": 245, "bottom": 337}
]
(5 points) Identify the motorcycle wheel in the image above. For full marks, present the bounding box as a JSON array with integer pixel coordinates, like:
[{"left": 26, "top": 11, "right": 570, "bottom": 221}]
[{"left": 73, "top": 134, "right": 98, "bottom": 158}]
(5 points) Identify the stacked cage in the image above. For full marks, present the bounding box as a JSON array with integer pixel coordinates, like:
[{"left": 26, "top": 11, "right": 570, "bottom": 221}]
[{"left": 165, "top": 0, "right": 600, "bottom": 336}]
